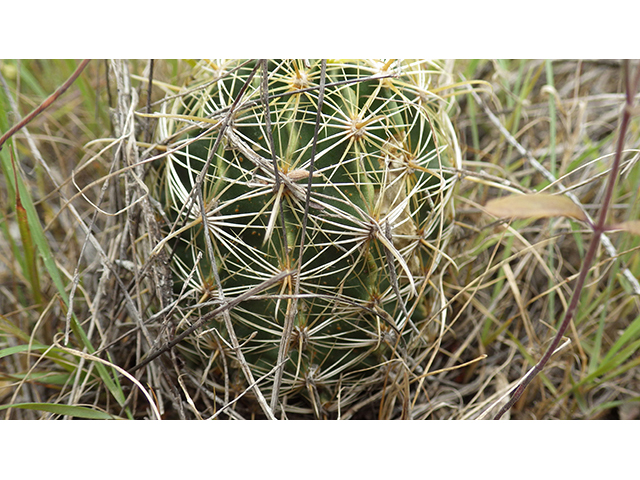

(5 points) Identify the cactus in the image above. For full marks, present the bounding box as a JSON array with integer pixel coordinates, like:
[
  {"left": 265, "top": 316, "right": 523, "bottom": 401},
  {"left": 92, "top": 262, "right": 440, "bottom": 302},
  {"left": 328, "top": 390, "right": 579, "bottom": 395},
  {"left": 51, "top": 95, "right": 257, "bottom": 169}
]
[{"left": 152, "top": 59, "right": 460, "bottom": 418}]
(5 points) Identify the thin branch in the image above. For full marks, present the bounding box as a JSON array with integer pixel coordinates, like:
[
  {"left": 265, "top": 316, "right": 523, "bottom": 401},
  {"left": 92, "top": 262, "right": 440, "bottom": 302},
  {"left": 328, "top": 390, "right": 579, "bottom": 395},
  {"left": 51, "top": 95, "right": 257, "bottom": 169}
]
[
  {"left": 143, "top": 59, "right": 155, "bottom": 144},
  {"left": 269, "top": 59, "right": 328, "bottom": 412},
  {"left": 0, "top": 59, "right": 91, "bottom": 152},
  {"left": 129, "top": 269, "right": 293, "bottom": 374}
]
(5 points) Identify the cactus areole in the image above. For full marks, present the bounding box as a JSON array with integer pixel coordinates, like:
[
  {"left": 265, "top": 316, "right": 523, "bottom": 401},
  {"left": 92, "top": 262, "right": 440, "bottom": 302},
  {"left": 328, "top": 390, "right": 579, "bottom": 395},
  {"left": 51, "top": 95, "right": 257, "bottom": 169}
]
[{"left": 154, "top": 59, "right": 458, "bottom": 418}]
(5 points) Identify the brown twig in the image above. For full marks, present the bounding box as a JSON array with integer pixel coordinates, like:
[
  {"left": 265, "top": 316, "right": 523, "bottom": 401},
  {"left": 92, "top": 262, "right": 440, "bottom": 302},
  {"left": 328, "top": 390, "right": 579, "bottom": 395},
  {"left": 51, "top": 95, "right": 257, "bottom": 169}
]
[
  {"left": 269, "top": 59, "right": 327, "bottom": 412},
  {"left": 0, "top": 59, "right": 91, "bottom": 152},
  {"left": 129, "top": 269, "right": 293, "bottom": 374}
]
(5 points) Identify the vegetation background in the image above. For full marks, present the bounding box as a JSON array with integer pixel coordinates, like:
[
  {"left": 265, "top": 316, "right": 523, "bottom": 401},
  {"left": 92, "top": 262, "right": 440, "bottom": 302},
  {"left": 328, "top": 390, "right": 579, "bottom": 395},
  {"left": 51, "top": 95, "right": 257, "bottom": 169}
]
[{"left": 1, "top": 58, "right": 639, "bottom": 420}]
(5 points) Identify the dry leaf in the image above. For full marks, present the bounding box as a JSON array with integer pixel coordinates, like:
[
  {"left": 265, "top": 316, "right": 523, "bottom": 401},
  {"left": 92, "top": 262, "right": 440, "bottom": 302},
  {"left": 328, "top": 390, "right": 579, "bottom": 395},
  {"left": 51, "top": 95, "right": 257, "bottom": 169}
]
[
  {"left": 485, "top": 194, "right": 587, "bottom": 221},
  {"left": 609, "top": 220, "right": 640, "bottom": 237}
]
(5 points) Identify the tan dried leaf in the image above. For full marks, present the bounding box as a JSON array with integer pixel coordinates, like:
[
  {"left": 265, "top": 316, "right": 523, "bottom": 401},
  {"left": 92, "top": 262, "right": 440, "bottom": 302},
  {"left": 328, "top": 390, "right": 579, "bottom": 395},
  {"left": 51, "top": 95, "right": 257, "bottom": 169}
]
[
  {"left": 485, "top": 194, "right": 587, "bottom": 221},
  {"left": 610, "top": 220, "right": 640, "bottom": 237}
]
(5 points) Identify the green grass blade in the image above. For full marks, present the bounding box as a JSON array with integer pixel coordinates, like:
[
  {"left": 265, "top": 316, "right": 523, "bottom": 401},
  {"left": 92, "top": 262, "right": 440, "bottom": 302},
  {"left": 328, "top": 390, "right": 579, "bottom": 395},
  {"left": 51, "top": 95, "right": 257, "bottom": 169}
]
[
  {"left": 600, "top": 312, "right": 640, "bottom": 366},
  {"left": 0, "top": 402, "right": 118, "bottom": 419},
  {"left": 13, "top": 60, "right": 48, "bottom": 99},
  {"left": 4, "top": 371, "right": 73, "bottom": 387},
  {"left": 0, "top": 343, "right": 54, "bottom": 359},
  {"left": 0, "top": 145, "right": 126, "bottom": 407}
]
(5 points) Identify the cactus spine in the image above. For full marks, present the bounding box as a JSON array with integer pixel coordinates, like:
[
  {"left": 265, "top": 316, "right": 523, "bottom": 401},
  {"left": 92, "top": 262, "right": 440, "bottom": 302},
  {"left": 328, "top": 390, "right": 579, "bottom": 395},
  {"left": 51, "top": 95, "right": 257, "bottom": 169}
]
[{"left": 153, "top": 59, "right": 459, "bottom": 418}]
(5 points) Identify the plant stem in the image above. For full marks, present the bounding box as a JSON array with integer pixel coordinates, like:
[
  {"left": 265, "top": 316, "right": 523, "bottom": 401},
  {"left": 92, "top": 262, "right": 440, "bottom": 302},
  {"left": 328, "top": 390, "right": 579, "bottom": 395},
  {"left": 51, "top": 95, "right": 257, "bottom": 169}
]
[
  {"left": 130, "top": 269, "right": 294, "bottom": 373},
  {"left": 269, "top": 59, "right": 328, "bottom": 412},
  {"left": 0, "top": 59, "right": 90, "bottom": 152}
]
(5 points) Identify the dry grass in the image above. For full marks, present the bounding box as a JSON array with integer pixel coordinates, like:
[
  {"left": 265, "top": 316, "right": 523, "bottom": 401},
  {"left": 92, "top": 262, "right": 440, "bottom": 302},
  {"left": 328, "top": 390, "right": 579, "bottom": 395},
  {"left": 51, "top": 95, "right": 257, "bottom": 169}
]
[{"left": 1, "top": 59, "right": 639, "bottom": 419}]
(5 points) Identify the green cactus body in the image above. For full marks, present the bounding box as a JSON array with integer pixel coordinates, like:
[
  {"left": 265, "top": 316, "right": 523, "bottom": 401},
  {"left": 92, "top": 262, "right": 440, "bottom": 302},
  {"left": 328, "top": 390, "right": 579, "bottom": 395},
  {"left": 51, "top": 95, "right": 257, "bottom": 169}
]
[{"left": 155, "top": 59, "right": 458, "bottom": 417}]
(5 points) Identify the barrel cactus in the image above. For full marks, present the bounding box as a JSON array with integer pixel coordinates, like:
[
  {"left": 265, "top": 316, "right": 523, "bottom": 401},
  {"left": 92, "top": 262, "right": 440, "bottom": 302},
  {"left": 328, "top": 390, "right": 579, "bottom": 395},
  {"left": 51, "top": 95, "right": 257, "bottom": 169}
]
[{"left": 151, "top": 59, "right": 460, "bottom": 418}]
